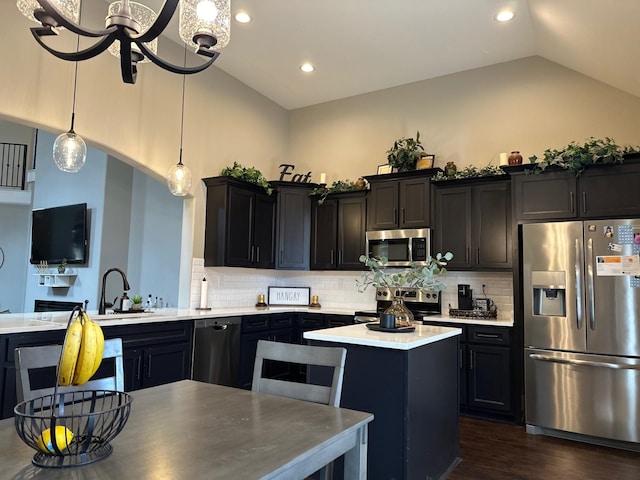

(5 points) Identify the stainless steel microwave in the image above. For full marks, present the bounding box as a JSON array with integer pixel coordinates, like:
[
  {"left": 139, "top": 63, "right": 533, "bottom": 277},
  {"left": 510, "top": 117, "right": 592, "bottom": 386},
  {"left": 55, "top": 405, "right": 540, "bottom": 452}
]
[{"left": 365, "top": 228, "right": 431, "bottom": 266}]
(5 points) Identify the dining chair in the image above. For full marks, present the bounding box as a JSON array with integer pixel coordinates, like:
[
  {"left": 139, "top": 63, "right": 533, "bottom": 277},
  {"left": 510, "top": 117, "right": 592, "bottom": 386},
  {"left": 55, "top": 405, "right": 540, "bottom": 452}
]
[
  {"left": 14, "top": 338, "right": 125, "bottom": 404},
  {"left": 251, "top": 340, "right": 347, "bottom": 480}
]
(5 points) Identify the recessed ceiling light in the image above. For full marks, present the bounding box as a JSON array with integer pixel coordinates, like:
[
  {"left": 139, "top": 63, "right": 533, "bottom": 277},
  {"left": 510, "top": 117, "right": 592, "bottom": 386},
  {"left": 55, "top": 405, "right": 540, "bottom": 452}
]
[
  {"left": 300, "top": 63, "right": 315, "bottom": 73},
  {"left": 235, "top": 12, "right": 252, "bottom": 23},
  {"left": 495, "top": 10, "right": 515, "bottom": 22}
]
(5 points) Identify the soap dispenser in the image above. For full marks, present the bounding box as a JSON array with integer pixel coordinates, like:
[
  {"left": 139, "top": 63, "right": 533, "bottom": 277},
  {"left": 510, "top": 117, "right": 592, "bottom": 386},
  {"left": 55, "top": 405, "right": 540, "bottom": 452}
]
[{"left": 120, "top": 292, "right": 131, "bottom": 312}]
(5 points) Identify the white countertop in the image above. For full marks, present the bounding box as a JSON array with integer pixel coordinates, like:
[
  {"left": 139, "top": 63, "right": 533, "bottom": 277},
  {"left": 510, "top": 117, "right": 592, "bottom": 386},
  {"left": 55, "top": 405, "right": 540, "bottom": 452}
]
[
  {"left": 0, "top": 306, "right": 358, "bottom": 334},
  {"left": 304, "top": 323, "right": 462, "bottom": 350},
  {"left": 420, "top": 313, "right": 513, "bottom": 327}
]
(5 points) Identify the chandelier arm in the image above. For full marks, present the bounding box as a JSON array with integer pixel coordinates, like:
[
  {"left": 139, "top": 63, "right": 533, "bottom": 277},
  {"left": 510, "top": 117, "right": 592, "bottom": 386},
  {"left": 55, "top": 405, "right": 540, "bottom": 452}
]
[
  {"left": 119, "top": 39, "right": 137, "bottom": 84},
  {"left": 134, "top": 0, "right": 180, "bottom": 43},
  {"left": 136, "top": 42, "right": 220, "bottom": 75},
  {"left": 35, "top": 0, "right": 116, "bottom": 38},
  {"left": 31, "top": 29, "right": 119, "bottom": 62}
]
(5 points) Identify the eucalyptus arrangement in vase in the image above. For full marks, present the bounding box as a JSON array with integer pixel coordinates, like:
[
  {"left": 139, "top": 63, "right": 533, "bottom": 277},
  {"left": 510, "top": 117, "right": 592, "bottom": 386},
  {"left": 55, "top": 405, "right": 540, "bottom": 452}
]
[{"left": 356, "top": 252, "right": 453, "bottom": 292}]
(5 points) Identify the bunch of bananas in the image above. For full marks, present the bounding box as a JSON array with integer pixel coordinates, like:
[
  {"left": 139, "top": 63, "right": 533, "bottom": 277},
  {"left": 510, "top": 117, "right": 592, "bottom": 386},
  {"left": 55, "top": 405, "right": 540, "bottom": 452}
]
[{"left": 58, "top": 310, "right": 105, "bottom": 386}]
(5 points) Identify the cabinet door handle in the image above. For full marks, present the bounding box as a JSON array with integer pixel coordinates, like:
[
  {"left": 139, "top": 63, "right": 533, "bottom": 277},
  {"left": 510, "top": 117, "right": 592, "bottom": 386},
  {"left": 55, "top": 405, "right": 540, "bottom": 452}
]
[
  {"left": 256, "top": 246, "right": 260, "bottom": 263},
  {"left": 250, "top": 245, "right": 255, "bottom": 262},
  {"left": 569, "top": 191, "right": 575, "bottom": 213},
  {"left": 476, "top": 248, "right": 480, "bottom": 264},
  {"left": 582, "top": 191, "right": 587, "bottom": 213},
  {"left": 476, "top": 333, "right": 500, "bottom": 339},
  {"left": 459, "top": 348, "right": 464, "bottom": 369},
  {"left": 394, "top": 209, "right": 398, "bottom": 224},
  {"left": 469, "top": 349, "right": 474, "bottom": 370},
  {"left": 330, "top": 250, "right": 334, "bottom": 265},
  {"left": 338, "top": 250, "right": 343, "bottom": 265},
  {"left": 136, "top": 355, "right": 142, "bottom": 381},
  {"left": 147, "top": 354, "right": 152, "bottom": 379},
  {"left": 402, "top": 208, "right": 406, "bottom": 224},
  {"left": 465, "top": 247, "right": 469, "bottom": 264}
]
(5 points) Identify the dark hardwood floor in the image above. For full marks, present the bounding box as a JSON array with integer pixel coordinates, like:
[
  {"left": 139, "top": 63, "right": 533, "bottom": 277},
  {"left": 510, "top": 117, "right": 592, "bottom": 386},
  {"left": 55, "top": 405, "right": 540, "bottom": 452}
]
[{"left": 448, "top": 416, "right": 640, "bottom": 480}]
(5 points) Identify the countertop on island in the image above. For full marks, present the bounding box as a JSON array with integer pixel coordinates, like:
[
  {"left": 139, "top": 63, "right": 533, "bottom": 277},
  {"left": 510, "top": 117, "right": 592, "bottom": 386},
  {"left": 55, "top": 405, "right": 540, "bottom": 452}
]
[{"left": 304, "top": 323, "right": 462, "bottom": 350}]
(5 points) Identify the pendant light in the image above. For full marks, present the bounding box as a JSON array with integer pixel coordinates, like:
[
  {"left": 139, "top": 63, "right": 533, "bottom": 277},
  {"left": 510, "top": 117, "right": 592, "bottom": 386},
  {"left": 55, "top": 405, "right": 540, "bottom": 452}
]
[
  {"left": 167, "top": 46, "right": 192, "bottom": 196},
  {"left": 53, "top": 5, "right": 86, "bottom": 173}
]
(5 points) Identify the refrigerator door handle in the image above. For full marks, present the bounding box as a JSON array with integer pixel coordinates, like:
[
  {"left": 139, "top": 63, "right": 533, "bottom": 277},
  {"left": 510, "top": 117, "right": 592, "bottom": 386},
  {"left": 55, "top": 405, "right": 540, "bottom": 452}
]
[
  {"left": 528, "top": 353, "right": 640, "bottom": 370},
  {"left": 574, "top": 237, "right": 583, "bottom": 331},
  {"left": 586, "top": 237, "right": 596, "bottom": 331}
]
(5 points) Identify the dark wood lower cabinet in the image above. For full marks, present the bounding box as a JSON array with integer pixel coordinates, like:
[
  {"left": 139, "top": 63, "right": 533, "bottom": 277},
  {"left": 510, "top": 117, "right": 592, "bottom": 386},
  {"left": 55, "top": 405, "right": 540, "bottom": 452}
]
[
  {"left": 238, "top": 313, "right": 354, "bottom": 390},
  {"left": 424, "top": 321, "right": 515, "bottom": 421},
  {"left": 0, "top": 321, "right": 194, "bottom": 419},
  {"left": 103, "top": 321, "right": 193, "bottom": 392}
]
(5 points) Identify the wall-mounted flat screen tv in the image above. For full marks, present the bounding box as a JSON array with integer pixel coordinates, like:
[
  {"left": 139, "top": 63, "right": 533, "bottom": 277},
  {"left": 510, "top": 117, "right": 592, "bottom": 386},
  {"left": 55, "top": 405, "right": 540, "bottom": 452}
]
[{"left": 30, "top": 203, "right": 88, "bottom": 264}]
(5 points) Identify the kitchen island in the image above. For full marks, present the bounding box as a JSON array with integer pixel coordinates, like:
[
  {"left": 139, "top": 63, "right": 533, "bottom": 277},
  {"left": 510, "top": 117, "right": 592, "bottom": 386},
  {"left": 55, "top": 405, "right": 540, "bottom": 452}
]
[{"left": 305, "top": 323, "right": 462, "bottom": 480}]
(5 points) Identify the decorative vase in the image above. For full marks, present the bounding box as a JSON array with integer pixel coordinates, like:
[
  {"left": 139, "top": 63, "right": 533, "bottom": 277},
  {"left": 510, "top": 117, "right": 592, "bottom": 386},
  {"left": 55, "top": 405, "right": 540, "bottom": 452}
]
[
  {"left": 444, "top": 161, "right": 457, "bottom": 177},
  {"left": 384, "top": 296, "right": 415, "bottom": 327},
  {"left": 508, "top": 151, "right": 523, "bottom": 165},
  {"left": 355, "top": 177, "right": 366, "bottom": 189}
]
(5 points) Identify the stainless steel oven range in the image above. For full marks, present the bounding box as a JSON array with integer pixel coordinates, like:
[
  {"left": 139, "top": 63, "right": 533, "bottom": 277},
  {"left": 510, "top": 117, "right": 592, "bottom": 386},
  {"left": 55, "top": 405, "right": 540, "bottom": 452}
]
[{"left": 354, "top": 286, "right": 442, "bottom": 323}]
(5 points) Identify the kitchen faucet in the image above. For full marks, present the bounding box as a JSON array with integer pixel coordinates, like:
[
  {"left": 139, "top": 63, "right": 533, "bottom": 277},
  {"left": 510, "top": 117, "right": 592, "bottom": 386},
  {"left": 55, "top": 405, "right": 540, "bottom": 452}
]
[{"left": 98, "top": 267, "right": 131, "bottom": 314}]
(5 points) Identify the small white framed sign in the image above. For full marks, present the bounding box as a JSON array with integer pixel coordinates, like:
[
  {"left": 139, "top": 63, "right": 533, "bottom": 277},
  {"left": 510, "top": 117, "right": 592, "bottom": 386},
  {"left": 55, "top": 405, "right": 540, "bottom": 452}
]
[{"left": 268, "top": 286, "right": 311, "bottom": 306}]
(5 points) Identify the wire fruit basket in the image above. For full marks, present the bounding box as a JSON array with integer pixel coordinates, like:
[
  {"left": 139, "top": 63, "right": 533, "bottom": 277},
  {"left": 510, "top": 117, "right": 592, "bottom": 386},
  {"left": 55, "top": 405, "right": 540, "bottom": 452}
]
[
  {"left": 14, "top": 390, "right": 132, "bottom": 467},
  {"left": 13, "top": 306, "right": 133, "bottom": 468}
]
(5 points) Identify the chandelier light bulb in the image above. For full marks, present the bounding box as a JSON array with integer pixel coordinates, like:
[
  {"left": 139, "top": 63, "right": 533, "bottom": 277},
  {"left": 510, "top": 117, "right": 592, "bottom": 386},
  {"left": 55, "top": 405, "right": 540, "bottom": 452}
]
[
  {"left": 167, "top": 161, "right": 192, "bottom": 196},
  {"left": 53, "top": 130, "right": 87, "bottom": 173},
  {"left": 196, "top": 0, "right": 218, "bottom": 22}
]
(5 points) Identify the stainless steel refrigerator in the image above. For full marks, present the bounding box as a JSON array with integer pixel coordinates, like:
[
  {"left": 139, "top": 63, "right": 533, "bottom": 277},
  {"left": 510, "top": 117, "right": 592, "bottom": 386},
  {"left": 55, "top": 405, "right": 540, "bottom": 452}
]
[{"left": 523, "top": 220, "right": 640, "bottom": 445}]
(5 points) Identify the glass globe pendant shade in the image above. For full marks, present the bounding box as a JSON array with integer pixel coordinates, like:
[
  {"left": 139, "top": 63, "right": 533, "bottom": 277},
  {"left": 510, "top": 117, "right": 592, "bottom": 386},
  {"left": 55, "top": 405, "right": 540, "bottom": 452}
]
[
  {"left": 16, "top": 0, "right": 81, "bottom": 25},
  {"left": 53, "top": 130, "right": 86, "bottom": 173},
  {"left": 107, "top": 1, "right": 158, "bottom": 64},
  {"left": 179, "top": 0, "right": 230, "bottom": 52},
  {"left": 167, "top": 160, "right": 192, "bottom": 196}
]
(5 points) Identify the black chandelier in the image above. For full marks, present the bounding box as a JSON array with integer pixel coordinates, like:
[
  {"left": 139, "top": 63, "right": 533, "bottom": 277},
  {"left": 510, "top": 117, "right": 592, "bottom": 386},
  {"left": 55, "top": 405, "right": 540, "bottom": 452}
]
[{"left": 18, "top": 0, "right": 230, "bottom": 83}]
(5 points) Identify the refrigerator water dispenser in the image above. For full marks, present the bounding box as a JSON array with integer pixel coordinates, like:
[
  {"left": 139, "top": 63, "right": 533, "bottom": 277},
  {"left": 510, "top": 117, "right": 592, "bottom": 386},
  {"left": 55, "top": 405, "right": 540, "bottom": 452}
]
[
  {"left": 533, "top": 288, "right": 566, "bottom": 316},
  {"left": 531, "top": 271, "right": 566, "bottom": 317}
]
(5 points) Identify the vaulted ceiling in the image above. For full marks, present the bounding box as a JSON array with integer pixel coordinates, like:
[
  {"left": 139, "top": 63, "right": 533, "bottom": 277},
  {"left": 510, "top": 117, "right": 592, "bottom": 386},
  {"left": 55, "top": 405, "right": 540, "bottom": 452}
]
[{"left": 111, "top": 0, "right": 640, "bottom": 110}]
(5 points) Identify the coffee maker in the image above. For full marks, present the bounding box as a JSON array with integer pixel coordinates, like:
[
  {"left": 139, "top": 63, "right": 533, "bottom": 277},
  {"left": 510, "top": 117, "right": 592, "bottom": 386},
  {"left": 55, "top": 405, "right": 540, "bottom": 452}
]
[{"left": 457, "top": 284, "right": 473, "bottom": 310}]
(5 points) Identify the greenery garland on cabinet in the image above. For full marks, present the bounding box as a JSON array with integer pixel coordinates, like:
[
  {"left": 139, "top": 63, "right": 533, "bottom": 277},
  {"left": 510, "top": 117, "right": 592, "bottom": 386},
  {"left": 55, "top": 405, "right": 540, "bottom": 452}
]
[
  {"left": 220, "top": 162, "right": 273, "bottom": 194},
  {"left": 527, "top": 137, "right": 640, "bottom": 176},
  {"left": 310, "top": 179, "right": 367, "bottom": 204}
]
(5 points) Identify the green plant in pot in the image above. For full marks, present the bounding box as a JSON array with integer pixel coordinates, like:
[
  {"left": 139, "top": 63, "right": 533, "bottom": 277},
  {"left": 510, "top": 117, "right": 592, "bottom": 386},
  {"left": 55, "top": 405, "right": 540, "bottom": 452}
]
[
  {"left": 132, "top": 295, "right": 143, "bottom": 310},
  {"left": 386, "top": 131, "right": 427, "bottom": 172}
]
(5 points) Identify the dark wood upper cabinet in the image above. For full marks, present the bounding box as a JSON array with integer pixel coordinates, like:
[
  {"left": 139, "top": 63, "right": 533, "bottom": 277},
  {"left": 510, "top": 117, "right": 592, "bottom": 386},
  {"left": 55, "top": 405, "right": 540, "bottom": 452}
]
[
  {"left": 311, "top": 191, "right": 366, "bottom": 270},
  {"left": 274, "top": 182, "right": 313, "bottom": 270},
  {"left": 365, "top": 171, "right": 436, "bottom": 230},
  {"left": 434, "top": 179, "right": 511, "bottom": 270},
  {"left": 203, "top": 176, "right": 275, "bottom": 268},
  {"left": 579, "top": 162, "right": 640, "bottom": 218},
  {"left": 512, "top": 170, "right": 577, "bottom": 221},
  {"left": 510, "top": 159, "right": 640, "bottom": 221}
]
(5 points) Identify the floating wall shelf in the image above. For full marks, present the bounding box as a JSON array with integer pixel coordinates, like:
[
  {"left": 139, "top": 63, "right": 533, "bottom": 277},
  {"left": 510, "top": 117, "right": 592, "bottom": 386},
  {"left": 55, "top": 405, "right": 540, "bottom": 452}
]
[{"left": 35, "top": 273, "right": 77, "bottom": 288}]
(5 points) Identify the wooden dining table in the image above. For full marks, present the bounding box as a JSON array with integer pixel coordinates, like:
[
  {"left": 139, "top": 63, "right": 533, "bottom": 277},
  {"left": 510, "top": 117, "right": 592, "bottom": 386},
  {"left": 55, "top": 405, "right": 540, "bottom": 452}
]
[{"left": 0, "top": 380, "right": 373, "bottom": 479}]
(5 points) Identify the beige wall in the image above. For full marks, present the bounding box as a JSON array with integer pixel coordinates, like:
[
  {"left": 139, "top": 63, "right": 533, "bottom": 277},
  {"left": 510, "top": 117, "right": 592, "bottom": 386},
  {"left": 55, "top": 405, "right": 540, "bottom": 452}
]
[
  {"left": 288, "top": 56, "right": 640, "bottom": 184},
  {"left": 4, "top": 2, "right": 640, "bottom": 306},
  {"left": 0, "top": 1, "right": 289, "bottom": 263}
]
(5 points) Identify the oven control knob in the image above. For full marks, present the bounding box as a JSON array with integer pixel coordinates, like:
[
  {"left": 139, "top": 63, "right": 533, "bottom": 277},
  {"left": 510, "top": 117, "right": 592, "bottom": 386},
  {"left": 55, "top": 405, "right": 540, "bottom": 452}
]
[{"left": 425, "top": 293, "right": 431, "bottom": 298}]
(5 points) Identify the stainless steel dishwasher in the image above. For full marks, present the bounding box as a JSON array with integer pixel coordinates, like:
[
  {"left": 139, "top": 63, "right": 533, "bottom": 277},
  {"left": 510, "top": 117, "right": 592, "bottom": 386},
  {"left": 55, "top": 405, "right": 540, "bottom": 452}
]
[{"left": 192, "top": 317, "right": 242, "bottom": 387}]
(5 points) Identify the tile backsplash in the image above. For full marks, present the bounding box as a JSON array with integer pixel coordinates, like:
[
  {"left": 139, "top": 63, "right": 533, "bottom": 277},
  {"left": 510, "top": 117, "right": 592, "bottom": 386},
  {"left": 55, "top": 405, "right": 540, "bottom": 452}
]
[{"left": 191, "top": 258, "right": 514, "bottom": 318}]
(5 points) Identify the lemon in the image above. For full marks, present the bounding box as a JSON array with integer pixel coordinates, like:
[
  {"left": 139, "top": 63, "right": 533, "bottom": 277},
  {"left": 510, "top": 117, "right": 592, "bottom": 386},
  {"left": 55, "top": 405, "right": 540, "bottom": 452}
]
[{"left": 36, "top": 426, "right": 74, "bottom": 453}]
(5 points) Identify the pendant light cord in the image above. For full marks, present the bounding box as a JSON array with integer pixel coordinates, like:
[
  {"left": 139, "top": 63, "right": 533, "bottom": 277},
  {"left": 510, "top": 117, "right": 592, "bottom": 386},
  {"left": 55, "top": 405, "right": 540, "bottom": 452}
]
[
  {"left": 178, "top": 45, "right": 187, "bottom": 166},
  {"left": 70, "top": 1, "right": 82, "bottom": 133}
]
